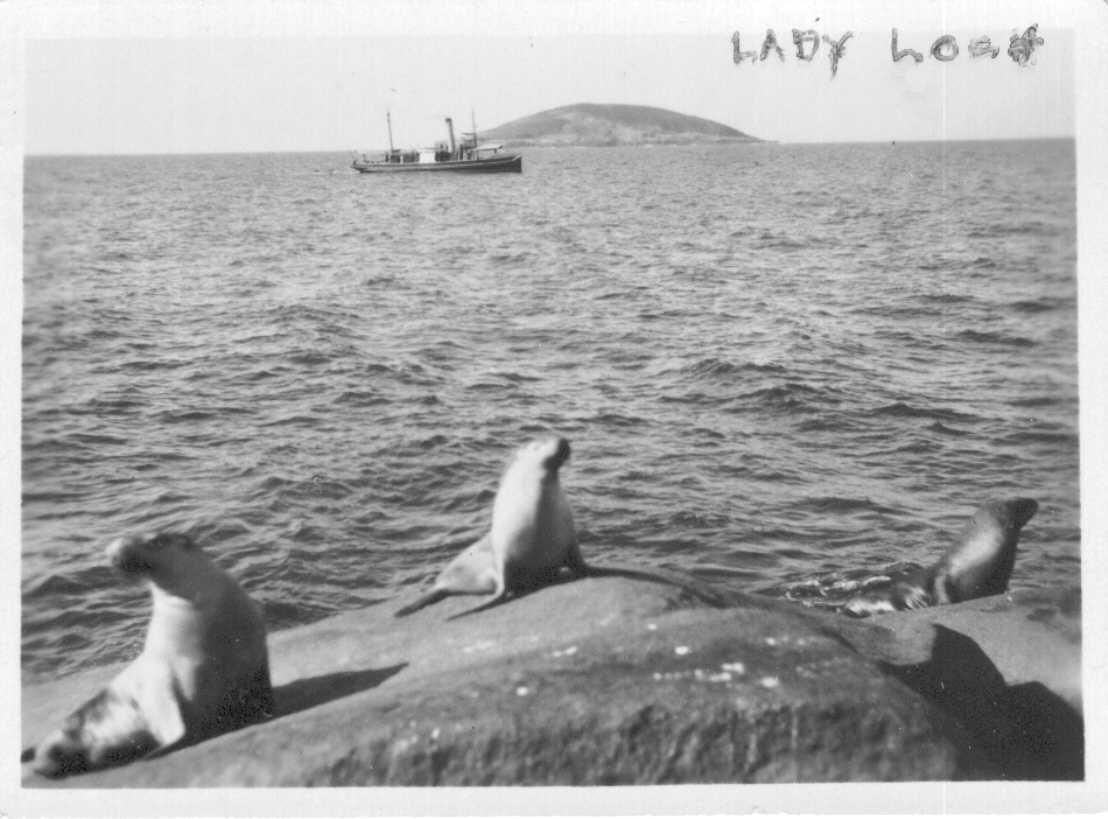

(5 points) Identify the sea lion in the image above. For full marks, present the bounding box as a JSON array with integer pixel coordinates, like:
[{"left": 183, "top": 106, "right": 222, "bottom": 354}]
[
  {"left": 396, "top": 436, "right": 584, "bottom": 617},
  {"left": 23, "top": 532, "right": 274, "bottom": 778},
  {"left": 395, "top": 437, "right": 726, "bottom": 617},
  {"left": 842, "top": 497, "right": 1039, "bottom": 617}
]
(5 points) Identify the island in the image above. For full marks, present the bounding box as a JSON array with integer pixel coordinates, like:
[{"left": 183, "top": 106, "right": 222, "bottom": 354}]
[{"left": 480, "top": 103, "right": 760, "bottom": 147}]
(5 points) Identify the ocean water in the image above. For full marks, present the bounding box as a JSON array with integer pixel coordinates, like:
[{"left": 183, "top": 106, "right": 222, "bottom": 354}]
[{"left": 22, "top": 140, "right": 1079, "bottom": 681}]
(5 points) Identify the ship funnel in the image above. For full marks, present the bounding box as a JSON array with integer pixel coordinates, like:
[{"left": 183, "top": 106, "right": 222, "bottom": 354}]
[{"left": 445, "top": 117, "right": 456, "bottom": 155}]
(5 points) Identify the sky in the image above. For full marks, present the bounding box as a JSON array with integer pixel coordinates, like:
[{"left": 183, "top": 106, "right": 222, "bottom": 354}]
[{"left": 21, "top": 15, "right": 1074, "bottom": 154}]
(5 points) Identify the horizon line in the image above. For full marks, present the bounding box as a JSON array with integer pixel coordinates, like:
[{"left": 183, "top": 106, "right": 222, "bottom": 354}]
[{"left": 24, "top": 134, "right": 1078, "bottom": 159}]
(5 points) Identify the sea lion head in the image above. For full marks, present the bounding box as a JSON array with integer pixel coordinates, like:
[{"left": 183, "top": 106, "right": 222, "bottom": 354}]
[
  {"left": 987, "top": 497, "right": 1039, "bottom": 531},
  {"left": 106, "top": 532, "right": 202, "bottom": 580},
  {"left": 967, "top": 497, "right": 1039, "bottom": 546},
  {"left": 513, "top": 436, "right": 571, "bottom": 480}
]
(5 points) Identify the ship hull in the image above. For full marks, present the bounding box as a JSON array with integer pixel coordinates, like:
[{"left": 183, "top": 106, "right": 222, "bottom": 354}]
[{"left": 352, "top": 154, "right": 522, "bottom": 174}]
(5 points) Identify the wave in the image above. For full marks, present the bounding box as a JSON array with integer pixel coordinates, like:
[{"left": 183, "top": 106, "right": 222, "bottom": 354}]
[
  {"left": 753, "top": 230, "right": 808, "bottom": 250},
  {"left": 999, "top": 428, "right": 1077, "bottom": 446},
  {"left": 589, "top": 412, "right": 648, "bottom": 428},
  {"left": 733, "top": 382, "right": 837, "bottom": 414},
  {"left": 1008, "top": 395, "right": 1065, "bottom": 409},
  {"left": 793, "top": 496, "right": 900, "bottom": 515},
  {"left": 1010, "top": 297, "right": 1069, "bottom": 314},
  {"left": 680, "top": 358, "right": 787, "bottom": 379},
  {"left": 956, "top": 329, "right": 1036, "bottom": 348},
  {"left": 793, "top": 415, "right": 864, "bottom": 434},
  {"left": 488, "top": 251, "right": 536, "bottom": 264},
  {"left": 242, "top": 368, "right": 283, "bottom": 381},
  {"left": 853, "top": 304, "right": 940, "bottom": 319},
  {"left": 920, "top": 293, "right": 973, "bottom": 305},
  {"left": 258, "top": 414, "right": 321, "bottom": 428},
  {"left": 927, "top": 420, "right": 969, "bottom": 436},
  {"left": 335, "top": 390, "right": 388, "bottom": 406},
  {"left": 666, "top": 510, "right": 733, "bottom": 528},
  {"left": 152, "top": 409, "right": 220, "bottom": 423},
  {"left": 870, "top": 402, "right": 978, "bottom": 422},
  {"left": 288, "top": 351, "right": 334, "bottom": 366},
  {"left": 120, "top": 357, "right": 192, "bottom": 372},
  {"left": 967, "top": 220, "right": 1062, "bottom": 238}
]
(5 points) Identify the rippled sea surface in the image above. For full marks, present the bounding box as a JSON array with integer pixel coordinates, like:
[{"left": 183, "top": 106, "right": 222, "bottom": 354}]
[{"left": 22, "top": 141, "right": 1078, "bottom": 680}]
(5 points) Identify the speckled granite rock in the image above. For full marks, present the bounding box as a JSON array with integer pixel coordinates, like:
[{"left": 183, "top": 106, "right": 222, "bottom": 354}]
[
  {"left": 21, "top": 572, "right": 1079, "bottom": 787},
  {"left": 829, "top": 588, "right": 1083, "bottom": 780}
]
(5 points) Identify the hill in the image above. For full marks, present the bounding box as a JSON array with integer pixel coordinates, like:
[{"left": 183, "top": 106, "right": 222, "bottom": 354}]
[{"left": 481, "top": 103, "right": 759, "bottom": 147}]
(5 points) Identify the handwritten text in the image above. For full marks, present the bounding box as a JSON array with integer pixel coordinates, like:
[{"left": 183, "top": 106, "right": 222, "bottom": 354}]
[{"left": 731, "top": 25, "right": 1045, "bottom": 78}]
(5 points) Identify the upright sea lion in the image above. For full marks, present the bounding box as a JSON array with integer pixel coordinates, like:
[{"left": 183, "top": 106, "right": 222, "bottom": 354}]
[
  {"left": 396, "top": 436, "right": 584, "bottom": 617},
  {"left": 843, "top": 497, "right": 1039, "bottom": 617},
  {"left": 23, "top": 532, "right": 274, "bottom": 778},
  {"left": 395, "top": 436, "right": 728, "bottom": 617}
]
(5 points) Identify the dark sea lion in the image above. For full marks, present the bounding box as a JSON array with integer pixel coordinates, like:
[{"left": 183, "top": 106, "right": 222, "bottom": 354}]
[
  {"left": 23, "top": 532, "right": 274, "bottom": 778},
  {"left": 843, "top": 497, "right": 1039, "bottom": 617}
]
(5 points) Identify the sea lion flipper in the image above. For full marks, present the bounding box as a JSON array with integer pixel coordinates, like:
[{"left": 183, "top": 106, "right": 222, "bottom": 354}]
[
  {"left": 446, "top": 587, "right": 510, "bottom": 620},
  {"left": 445, "top": 564, "right": 510, "bottom": 619},
  {"left": 565, "top": 540, "right": 588, "bottom": 577},
  {"left": 238, "top": 662, "right": 276, "bottom": 724},
  {"left": 141, "top": 737, "right": 184, "bottom": 761},
  {"left": 29, "top": 685, "right": 160, "bottom": 777},
  {"left": 395, "top": 535, "right": 500, "bottom": 617},
  {"left": 436, "top": 535, "right": 498, "bottom": 590},
  {"left": 194, "top": 663, "right": 276, "bottom": 734},
  {"left": 395, "top": 588, "right": 451, "bottom": 617},
  {"left": 127, "top": 663, "right": 187, "bottom": 747}
]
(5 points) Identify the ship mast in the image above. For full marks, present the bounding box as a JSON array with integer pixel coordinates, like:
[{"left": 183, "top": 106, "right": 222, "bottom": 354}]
[{"left": 386, "top": 111, "right": 395, "bottom": 154}]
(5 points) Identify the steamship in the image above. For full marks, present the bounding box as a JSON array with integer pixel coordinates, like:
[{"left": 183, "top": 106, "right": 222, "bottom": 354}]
[{"left": 351, "top": 114, "right": 522, "bottom": 174}]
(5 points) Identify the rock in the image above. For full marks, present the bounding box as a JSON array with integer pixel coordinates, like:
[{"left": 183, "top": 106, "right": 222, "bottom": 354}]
[
  {"left": 829, "top": 588, "right": 1083, "bottom": 780},
  {"left": 21, "top": 572, "right": 1078, "bottom": 786}
]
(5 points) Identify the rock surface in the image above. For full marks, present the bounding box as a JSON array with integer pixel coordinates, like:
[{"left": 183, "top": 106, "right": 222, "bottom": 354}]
[
  {"left": 21, "top": 571, "right": 1080, "bottom": 787},
  {"left": 830, "top": 588, "right": 1083, "bottom": 780}
]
